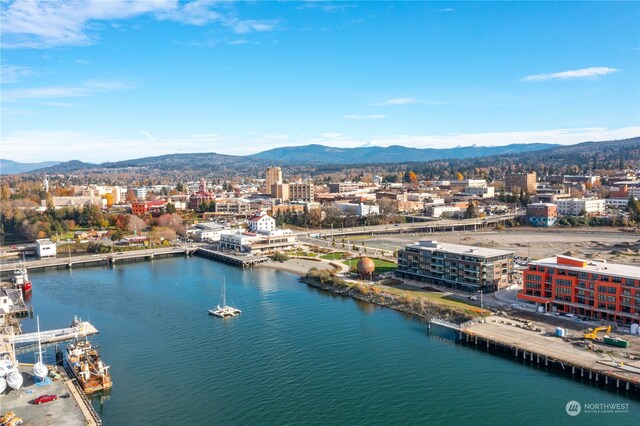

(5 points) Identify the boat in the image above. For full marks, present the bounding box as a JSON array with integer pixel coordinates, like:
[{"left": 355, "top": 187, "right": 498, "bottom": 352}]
[
  {"left": 32, "top": 316, "right": 48, "bottom": 381},
  {"left": 12, "top": 264, "right": 32, "bottom": 295},
  {"left": 0, "top": 376, "right": 6, "bottom": 394},
  {"left": 208, "top": 277, "right": 241, "bottom": 318},
  {"left": 5, "top": 367, "right": 23, "bottom": 391},
  {"left": 64, "top": 339, "right": 112, "bottom": 394},
  {"left": 5, "top": 330, "right": 23, "bottom": 390}
]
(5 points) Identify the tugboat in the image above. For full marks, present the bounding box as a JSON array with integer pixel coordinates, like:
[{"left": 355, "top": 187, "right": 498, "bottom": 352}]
[
  {"left": 64, "top": 339, "right": 112, "bottom": 394},
  {"left": 12, "top": 264, "right": 32, "bottom": 295}
]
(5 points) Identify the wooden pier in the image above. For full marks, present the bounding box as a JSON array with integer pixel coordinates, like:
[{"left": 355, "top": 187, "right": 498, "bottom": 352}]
[
  {"left": 195, "top": 248, "right": 268, "bottom": 268},
  {"left": 452, "top": 316, "right": 640, "bottom": 394}
]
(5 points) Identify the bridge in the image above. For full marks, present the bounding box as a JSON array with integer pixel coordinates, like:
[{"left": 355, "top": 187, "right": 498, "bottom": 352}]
[{"left": 292, "top": 214, "right": 519, "bottom": 240}]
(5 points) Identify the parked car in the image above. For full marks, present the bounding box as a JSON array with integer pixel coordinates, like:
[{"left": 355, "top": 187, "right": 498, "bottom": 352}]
[{"left": 33, "top": 394, "right": 58, "bottom": 404}]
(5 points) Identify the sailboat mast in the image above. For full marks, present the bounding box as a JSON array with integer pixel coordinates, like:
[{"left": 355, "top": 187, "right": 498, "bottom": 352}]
[
  {"left": 222, "top": 276, "right": 226, "bottom": 307},
  {"left": 37, "top": 316, "right": 43, "bottom": 363}
]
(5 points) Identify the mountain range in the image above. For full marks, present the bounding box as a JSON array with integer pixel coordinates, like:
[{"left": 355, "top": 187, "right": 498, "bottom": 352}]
[
  {"left": 1, "top": 138, "right": 639, "bottom": 176},
  {"left": 247, "top": 143, "right": 557, "bottom": 164},
  {"left": 0, "top": 159, "right": 62, "bottom": 175},
  {"left": 1, "top": 142, "right": 560, "bottom": 174}
]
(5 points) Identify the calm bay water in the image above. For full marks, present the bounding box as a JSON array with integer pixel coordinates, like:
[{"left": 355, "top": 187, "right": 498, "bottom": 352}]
[{"left": 19, "top": 257, "right": 639, "bottom": 425}]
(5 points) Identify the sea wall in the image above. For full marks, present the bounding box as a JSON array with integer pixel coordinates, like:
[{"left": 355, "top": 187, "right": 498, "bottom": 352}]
[{"left": 300, "top": 270, "right": 473, "bottom": 324}]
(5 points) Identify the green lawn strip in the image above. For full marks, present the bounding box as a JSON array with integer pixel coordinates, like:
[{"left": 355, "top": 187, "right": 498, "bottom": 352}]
[
  {"left": 378, "top": 284, "right": 484, "bottom": 314},
  {"left": 343, "top": 258, "right": 397, "bottom": 273},
  {"left": 319, "top": 252, "right": 348, "bottom": 260}
]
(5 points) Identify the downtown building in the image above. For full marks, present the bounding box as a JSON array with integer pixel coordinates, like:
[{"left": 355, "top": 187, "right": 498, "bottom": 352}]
[
  {"left": 396, "top": 240, "right": 514, "bottom": 293},
  {"left": 505, "top": 172, "right": 537, "bottom": 194},
  {"left": 518, "top": 256, "right": 640, "bottom": 325}
]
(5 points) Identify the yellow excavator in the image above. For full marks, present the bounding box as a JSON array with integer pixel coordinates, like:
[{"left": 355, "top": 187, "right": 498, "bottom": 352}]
[{"left": 583, "top": 325, "right": 611, "bottom": 340}]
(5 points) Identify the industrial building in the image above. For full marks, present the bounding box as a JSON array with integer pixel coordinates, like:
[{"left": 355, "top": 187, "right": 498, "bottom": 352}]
[
  {"left": 396, "top": 240, "right": 514, "bottom": 293},
  {"left": 518, "top": 256, "right": 640, "bottom": 325},
  {"left": 35, "top": 239, "right": 57, "bottom": 258}
]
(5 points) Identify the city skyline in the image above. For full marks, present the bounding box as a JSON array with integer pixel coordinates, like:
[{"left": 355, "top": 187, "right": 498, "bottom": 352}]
[{"left": 1, "top": 0, "right": 639, "bottom": 163}]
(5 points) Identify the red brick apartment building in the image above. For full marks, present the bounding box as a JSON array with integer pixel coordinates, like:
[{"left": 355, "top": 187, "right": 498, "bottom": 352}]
[
  {"left": 518, "top": 256, "right": 640, "bottom": 325},
  {"left": 131, "top": 200, "right": 167, "bottom": 216}
]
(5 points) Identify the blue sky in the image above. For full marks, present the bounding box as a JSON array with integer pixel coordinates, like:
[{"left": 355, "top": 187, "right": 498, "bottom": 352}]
[{"left": 1, "top": 0, "right": 639, "bottom": 163}]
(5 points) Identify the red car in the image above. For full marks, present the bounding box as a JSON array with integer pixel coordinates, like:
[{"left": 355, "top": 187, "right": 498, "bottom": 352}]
[{"left": 33, "top": 394, "right": 58, "bottom": 404}]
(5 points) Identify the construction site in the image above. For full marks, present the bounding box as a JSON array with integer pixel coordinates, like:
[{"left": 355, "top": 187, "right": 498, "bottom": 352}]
[{"left": 457, "top": 313, "right": 640, "bottom": 393}]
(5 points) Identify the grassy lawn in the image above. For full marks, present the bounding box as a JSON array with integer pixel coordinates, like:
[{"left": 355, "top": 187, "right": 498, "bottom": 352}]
[
  {"left": 319, "top": 252, "right": 349, "bottom": 260},
  {"left": 378, "top": 284, "right": 489, "bottom": 314},
  {"left": 343, "top": 258, "right": 397, "bottom": 274}
]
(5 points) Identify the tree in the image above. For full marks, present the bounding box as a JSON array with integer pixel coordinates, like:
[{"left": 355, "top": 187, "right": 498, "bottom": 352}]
[
  {"left": 465, "top": 202, "right": 478, "bottom": 219},
  {"left": 148, "top": 226, "right": 177, "bottom": 244},
  {"left": 456, "top": 172, "right": 464, "bottom": 181},
  {"left": 166, "top": 203, "right": 176, "bottom": 214},
  {"left": 128, "top": 215, "right": 147, "bottom": 235}
]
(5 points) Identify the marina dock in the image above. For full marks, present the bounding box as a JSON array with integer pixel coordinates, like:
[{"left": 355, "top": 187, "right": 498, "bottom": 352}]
[
  {"left": 7, "top": 321, "right": 98, "bottom": 345},
  {"left": 453, "top": 316, "right": 640, "bottom": 393}
]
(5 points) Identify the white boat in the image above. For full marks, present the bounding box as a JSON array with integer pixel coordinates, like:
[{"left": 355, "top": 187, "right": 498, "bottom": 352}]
[
  {"left": 32, "top": 316, "right": 48, "bottom": 380},
  {"left": 0, "top": 376, "right": 6, "bottom": 394},
  {"left": 209, "top": 277, "right": 241, "bottom": 318},
  {"left": 5, "top": 329, "right": 23, "bottom": 390}
]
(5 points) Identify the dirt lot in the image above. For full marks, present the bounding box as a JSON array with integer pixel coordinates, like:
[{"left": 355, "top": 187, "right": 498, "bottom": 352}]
[{"left": 364, "top": 227, "right": 640, "bottom": 265}]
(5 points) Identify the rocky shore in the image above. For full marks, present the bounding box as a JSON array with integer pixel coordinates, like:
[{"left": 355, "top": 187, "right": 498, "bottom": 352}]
[{"left": 300, "top": 268, "right": 475, "bottom": 324}]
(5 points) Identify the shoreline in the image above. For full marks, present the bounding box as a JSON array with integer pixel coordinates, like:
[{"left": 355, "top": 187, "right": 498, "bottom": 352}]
[{"left": 259, "top": 257, "right": 346, "bottom": 276}]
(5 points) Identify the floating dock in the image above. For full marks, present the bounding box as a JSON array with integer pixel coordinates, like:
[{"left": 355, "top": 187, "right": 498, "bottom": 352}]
[{"left": 453, "top": 316, "right": 640, "bottom": 393}]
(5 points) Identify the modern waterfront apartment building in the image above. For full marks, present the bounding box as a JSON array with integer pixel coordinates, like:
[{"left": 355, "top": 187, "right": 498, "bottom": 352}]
[
  {"left": 518, "top": 256, "right": 640, "bottom": 325},
  {"left": 396, "top": 240, "right": 514, "bottom": 293}
]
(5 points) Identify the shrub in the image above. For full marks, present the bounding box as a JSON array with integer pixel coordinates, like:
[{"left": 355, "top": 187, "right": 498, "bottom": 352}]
[{"left": 270, "top": 252, "right": 290, "bottom": 262}]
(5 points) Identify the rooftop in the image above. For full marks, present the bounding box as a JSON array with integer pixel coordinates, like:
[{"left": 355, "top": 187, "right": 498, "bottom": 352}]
[
  {"left": 406, "top": 240, "right": 514, "bottom": 258},
  {"left": 530, "top": 256, "right": 640, "bottom": 280}
]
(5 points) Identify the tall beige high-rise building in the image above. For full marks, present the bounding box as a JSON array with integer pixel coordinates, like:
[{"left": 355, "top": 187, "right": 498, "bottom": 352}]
[
  {"left": 505, "top": 172, "right": 537, "bottom": 194},
  {"left": 271, "top": 183, "right": 290, "bottom": 201},
  {"left": 265, "top": 167, "right": 283, "bottom": 192}
]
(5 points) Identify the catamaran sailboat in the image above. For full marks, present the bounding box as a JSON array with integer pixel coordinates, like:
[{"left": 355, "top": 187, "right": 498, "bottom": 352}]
[{"left": 208, "top": 277, "right": 241, "bottom": 318}]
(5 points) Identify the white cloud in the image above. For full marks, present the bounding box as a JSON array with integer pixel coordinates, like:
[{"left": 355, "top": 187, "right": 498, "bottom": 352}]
[
  {"left": 140, "top": 130, "right": 156, "bottom": 141},
  {"left": 373, "top": 97, "right": 420, "bottom": 106},
  {"left": 0, "top": 64, "right": 33, "bottom": 83},
  {"left": 522, "top": 67, "right": 619, "bottom": 82},
  {"left": 343, "top": 114, "right": 385, "bottom": 119},
  {"left": 2, "top": 80, "right": 133, "bottom": 101},
  {"left": 3, "top": 127, "right": 638, "bottom": 163},
  {"left": 0, "top": 0, "right": 278, "bottom": 48},
  {"left": 230, "top": 19, "right": 279, "bottom": 34}
]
